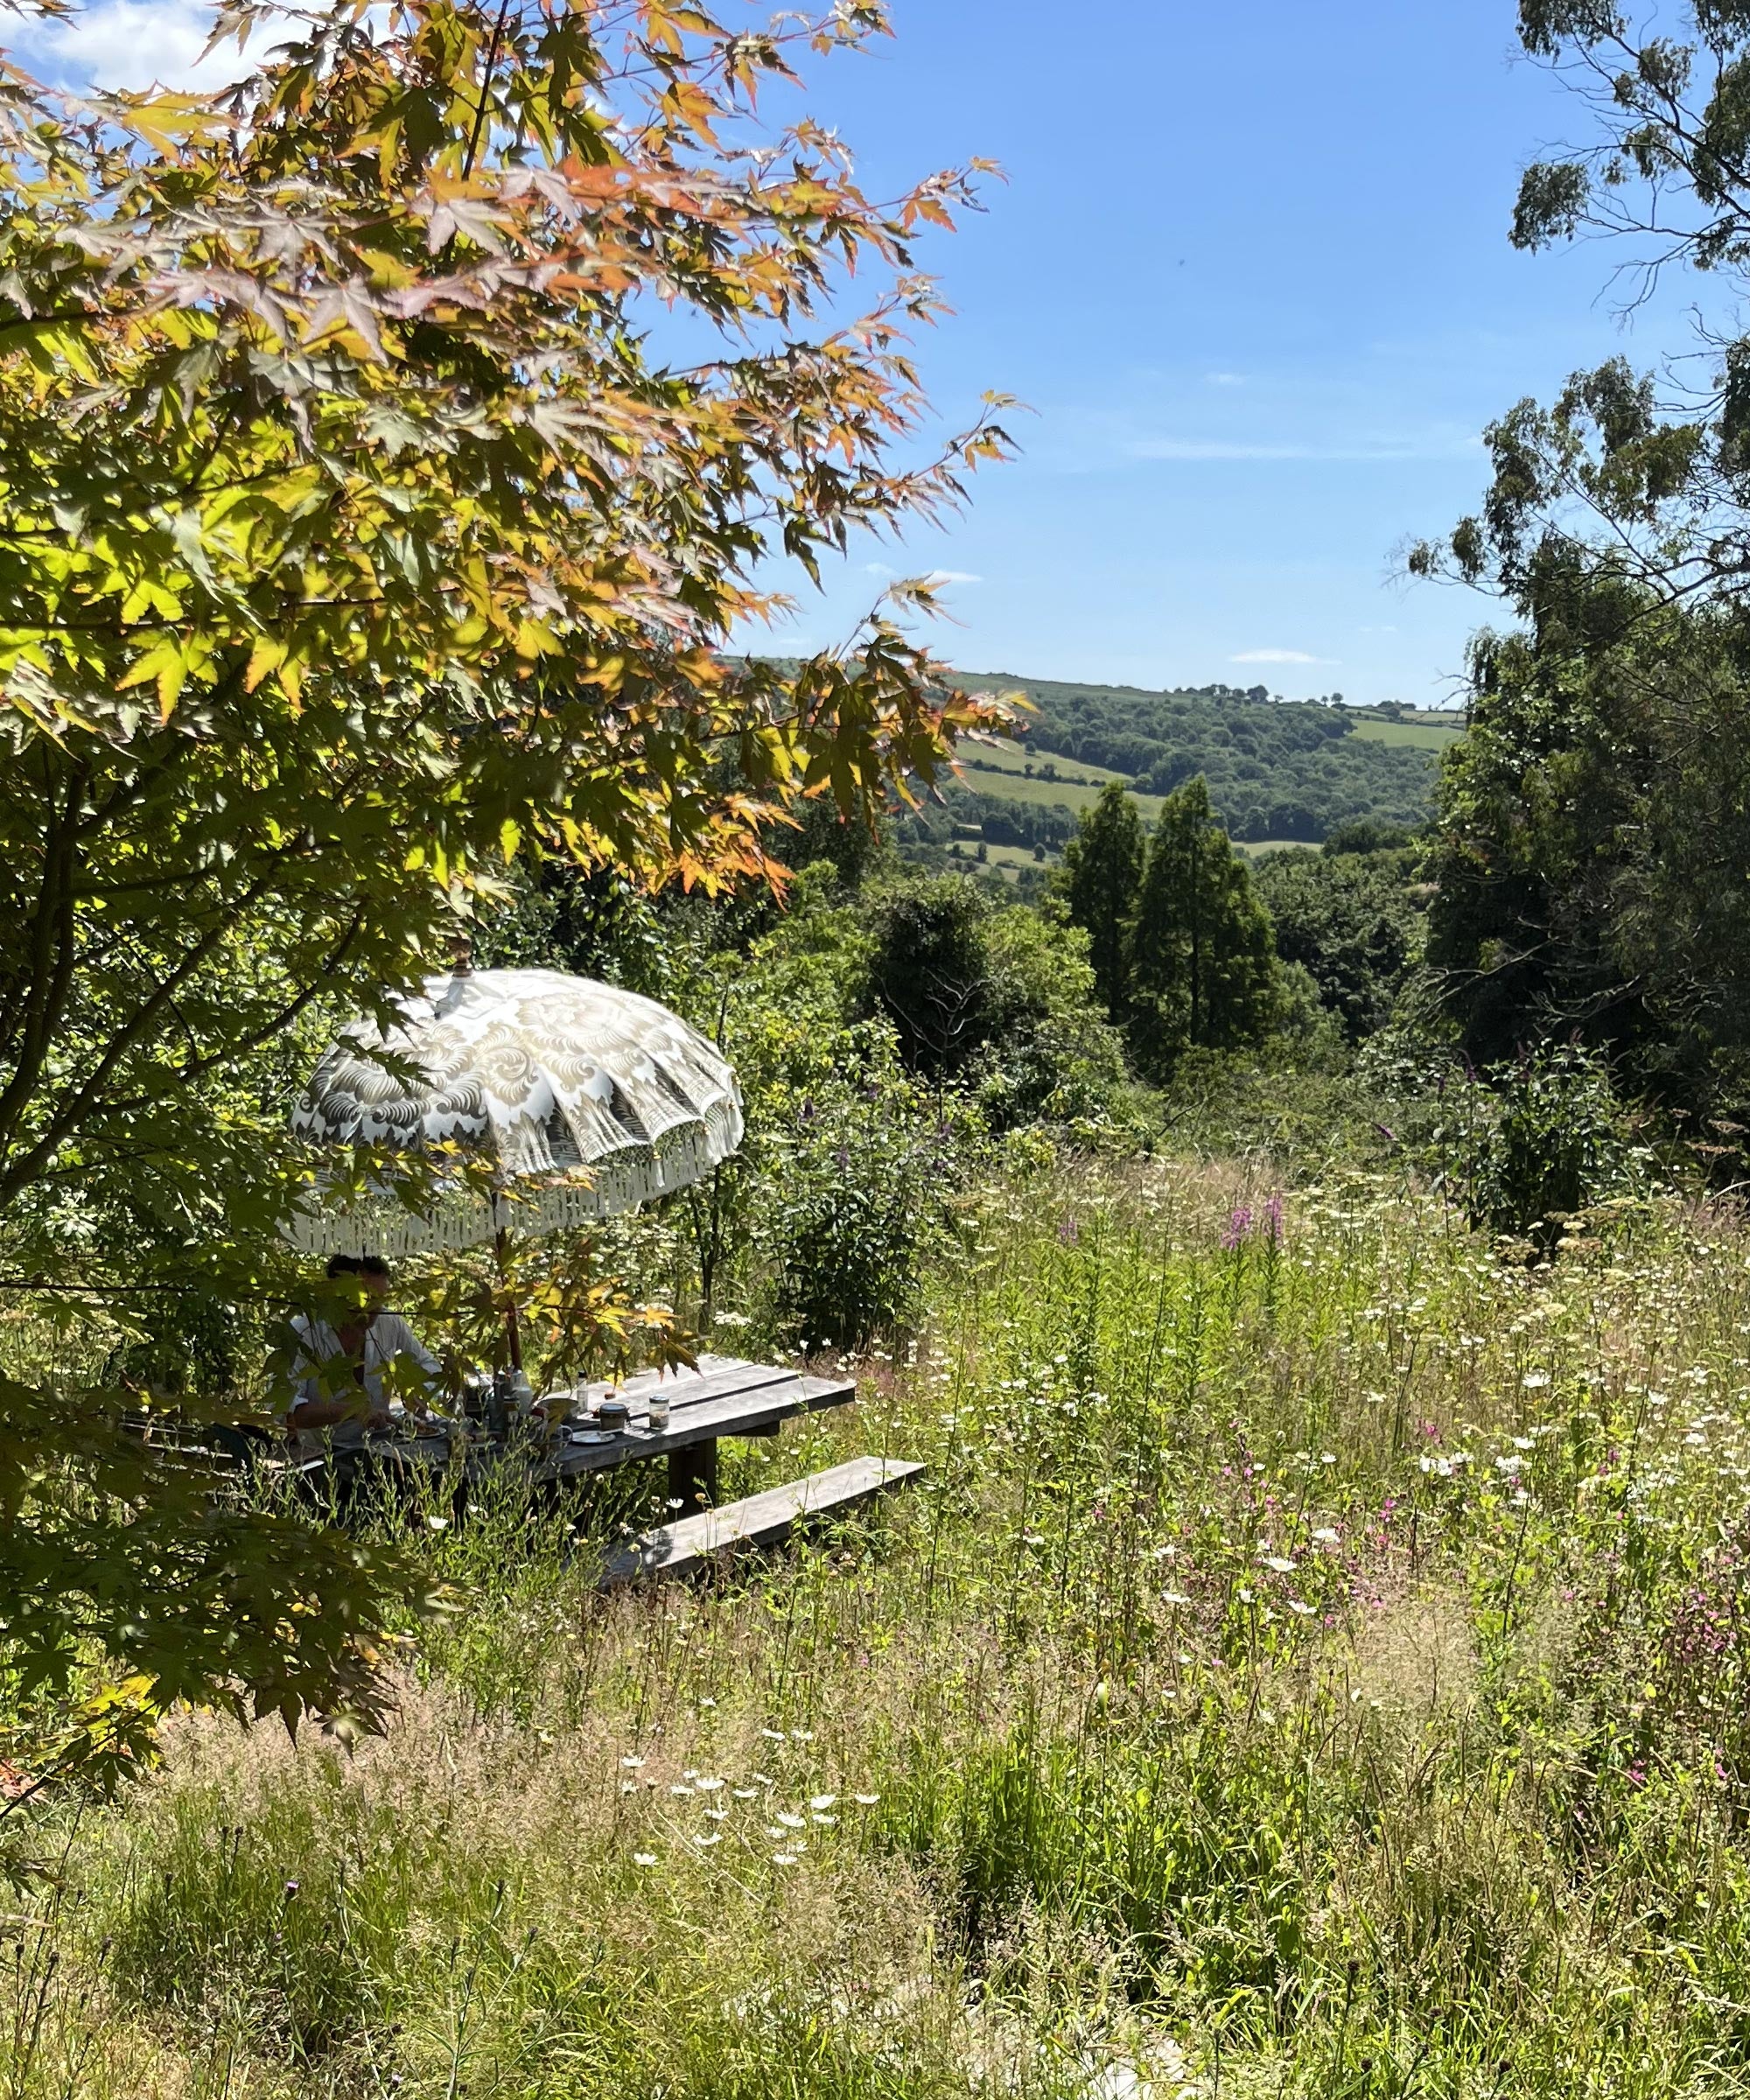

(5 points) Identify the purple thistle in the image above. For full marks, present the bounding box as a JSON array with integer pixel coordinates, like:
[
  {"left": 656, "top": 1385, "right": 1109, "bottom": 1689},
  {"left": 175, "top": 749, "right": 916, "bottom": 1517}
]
[
  {"left": 1222, "top": 1204, "right": 1253, "bottom": 1251},
  {"left": 1262, "top": 1193, "right": 1284, "bottom": 1244}
]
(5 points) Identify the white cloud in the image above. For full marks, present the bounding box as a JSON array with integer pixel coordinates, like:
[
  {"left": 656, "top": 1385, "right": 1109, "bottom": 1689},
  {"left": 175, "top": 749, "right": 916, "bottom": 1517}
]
[
  {"left": 1205, "top": 372, "right": 1246, "bottom": 388},
  {"left": 1132, "top": 438, "right": 1436, "bottom": 463},
  {"left": 864, "top": 563, "right": 980, "bottom": 587},
  {"left": 1230, "top": 648, "right": 1334, "bottom": 666},
  {"left": 13, "top": 0, "right": 248, "bottom": 91}
]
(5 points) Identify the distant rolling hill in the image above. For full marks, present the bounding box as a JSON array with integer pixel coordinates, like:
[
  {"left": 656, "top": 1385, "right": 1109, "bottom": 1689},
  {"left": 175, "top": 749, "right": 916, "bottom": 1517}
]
[{"left": 892, "top": 672, "right": 1461, "bottom": 879}]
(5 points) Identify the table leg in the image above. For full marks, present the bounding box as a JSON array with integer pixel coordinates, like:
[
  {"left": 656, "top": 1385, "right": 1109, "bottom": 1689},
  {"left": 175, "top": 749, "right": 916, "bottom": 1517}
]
[{"left": 668, "top": 1438, "right": 718, "bottom": 1512}]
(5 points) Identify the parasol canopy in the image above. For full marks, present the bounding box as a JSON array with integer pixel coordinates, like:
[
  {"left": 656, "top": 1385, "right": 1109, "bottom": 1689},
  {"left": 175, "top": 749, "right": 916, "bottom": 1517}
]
[{"left": 285, "top": 967, "right": 743, "bottom": 1257}]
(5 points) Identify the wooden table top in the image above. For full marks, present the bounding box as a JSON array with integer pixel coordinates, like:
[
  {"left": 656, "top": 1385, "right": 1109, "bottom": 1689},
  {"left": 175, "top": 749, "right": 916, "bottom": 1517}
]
[{"left": 360, "top": 1354, "right": 856, "bottom": 1481}]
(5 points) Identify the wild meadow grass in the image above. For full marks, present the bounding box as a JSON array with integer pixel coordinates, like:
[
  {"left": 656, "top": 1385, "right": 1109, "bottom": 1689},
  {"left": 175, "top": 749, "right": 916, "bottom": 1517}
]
[{"left": 8, "top": 1154, "right": 1750, "bottom": 2095}]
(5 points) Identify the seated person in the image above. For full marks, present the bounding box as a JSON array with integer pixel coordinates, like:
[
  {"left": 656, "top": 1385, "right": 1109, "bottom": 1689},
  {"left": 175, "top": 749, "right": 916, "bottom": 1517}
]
[{"left": 285, "top": 1255, "right": 441, "bottom": 1445}]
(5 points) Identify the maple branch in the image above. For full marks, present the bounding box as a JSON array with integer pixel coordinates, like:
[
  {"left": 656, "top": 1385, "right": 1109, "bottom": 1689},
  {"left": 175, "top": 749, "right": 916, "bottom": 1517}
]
[
  {"left": 0, "top": 753, "right": 87, "bottom": 1168},
  {"left": 461, "top": 0, "right": 514, "bottom": 181}
]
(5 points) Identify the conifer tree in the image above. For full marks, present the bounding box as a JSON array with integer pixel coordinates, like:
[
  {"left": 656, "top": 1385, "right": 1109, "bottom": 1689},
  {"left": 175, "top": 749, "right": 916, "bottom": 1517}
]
[
  {"left": 1126, "top": 779, "right": 1278, "bottom": 1078},
  {"left": 1060, "top": 780, "right": 1146, "bottom": 1020}
]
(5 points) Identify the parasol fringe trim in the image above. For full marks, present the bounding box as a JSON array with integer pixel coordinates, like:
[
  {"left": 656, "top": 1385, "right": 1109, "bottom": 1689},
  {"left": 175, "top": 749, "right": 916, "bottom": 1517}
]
[{"left": 283, "top": 1123, "right": 733, "bottom": 1259}]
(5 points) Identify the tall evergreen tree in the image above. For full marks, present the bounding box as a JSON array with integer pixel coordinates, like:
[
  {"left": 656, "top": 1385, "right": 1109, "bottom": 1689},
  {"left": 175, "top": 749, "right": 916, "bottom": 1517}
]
[
  {"left": 1126, "top": 779, "right": 1278, "bottom": 1078},
  {"left": 1060, "top": 780, "right": 1146, "bottom": 1019}
]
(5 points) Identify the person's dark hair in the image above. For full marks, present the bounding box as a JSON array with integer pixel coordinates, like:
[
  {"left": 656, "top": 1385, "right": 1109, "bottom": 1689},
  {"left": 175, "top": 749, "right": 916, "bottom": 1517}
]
[{"left": 323, "top": 1254, "right": 392, "bottom": 1282}]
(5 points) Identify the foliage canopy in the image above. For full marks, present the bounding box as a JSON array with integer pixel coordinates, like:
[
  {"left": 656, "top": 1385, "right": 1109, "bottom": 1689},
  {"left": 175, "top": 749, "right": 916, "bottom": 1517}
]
[
  {"left": 1412, "top": 3, "right": 1750, "bottom": 1144},
  {"left": 1417, "top": 3, "right": 1750, "bottom": 612},
  {"left": 1060, "top": 781, "right": 1145, "bottom": 1019},
  {"left": 1125, "top": 780, "right": 1278, "bottom": 1080},
  {"left": 0, "top": 0, "right": 1012, "bottom": 1769},
  {"left": 1254, "top": 844, "right": 1426, "bottom": 1044}
]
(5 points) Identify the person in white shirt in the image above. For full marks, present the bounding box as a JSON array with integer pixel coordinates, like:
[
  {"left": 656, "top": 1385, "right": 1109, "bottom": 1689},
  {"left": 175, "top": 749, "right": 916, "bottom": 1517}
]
[{"left": 286, "top": 1255, "right": 441, "bottom": 1448}]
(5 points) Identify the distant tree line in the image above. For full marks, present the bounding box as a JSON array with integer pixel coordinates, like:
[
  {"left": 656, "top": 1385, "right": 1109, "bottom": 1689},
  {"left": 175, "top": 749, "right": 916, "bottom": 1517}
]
[{"left": 891, "top": 788, "right": 1081, "bottom": 856}]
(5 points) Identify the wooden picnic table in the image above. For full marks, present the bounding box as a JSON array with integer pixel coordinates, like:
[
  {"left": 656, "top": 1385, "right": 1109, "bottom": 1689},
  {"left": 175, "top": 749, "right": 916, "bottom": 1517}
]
[{"left": 136, "top": 1354, "right": 920, "bottom": 1586}]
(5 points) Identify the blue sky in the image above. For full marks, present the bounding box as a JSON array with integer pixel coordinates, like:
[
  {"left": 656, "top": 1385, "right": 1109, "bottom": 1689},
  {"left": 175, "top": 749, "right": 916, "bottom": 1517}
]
[
  {"left": 12, "top": 0, "right": 1703, "bottom": 706},
  {"left": 740, "top": 0, "right": 1700, "bottom": 708}
]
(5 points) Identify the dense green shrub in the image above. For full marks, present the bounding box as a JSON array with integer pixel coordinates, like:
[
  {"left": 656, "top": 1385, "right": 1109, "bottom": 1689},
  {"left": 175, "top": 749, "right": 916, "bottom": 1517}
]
[
  {"left": 1357, "top": 1035, "right": 1647, "bottom": 1245},
  {"left": 860, "top": 875, "right": 1126, "bottom": 1128},
  {"left": 1465, "top": 1043, "right": 1642, "bottom": 1244},
  {"left": 1253, "top": 844, "right": 1426, "bottom": 1041},
  {"left": 969, "top": 908, "right": 1130, "bottom": 1130},
  {"left": 864, "top": 878, "right": 998, "bottom": 1082},
  {"left": 757, "top": 1039, "right": 968, "bottom": 1352}
]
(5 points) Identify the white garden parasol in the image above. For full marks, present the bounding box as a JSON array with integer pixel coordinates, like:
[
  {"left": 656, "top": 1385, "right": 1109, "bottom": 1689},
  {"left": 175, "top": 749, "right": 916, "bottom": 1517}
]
[{"left": 285, "top": 966, "right": 743, "bottom": 1262}]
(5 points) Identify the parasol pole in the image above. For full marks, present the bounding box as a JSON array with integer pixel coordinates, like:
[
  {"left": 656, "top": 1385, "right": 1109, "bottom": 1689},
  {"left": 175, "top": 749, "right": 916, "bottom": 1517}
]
[
  {"left": 492, "top": 1187, "right": 522, "bottom": 1372},
  {"left": 452, "top": 938, "right": 526, "bottom": 1372}
]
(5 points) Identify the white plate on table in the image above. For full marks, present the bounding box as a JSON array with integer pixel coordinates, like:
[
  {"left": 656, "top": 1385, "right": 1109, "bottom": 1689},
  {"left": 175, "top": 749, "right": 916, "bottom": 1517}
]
[{"left": 570, "top": 1429, "right": 618, "bottom": 1446}]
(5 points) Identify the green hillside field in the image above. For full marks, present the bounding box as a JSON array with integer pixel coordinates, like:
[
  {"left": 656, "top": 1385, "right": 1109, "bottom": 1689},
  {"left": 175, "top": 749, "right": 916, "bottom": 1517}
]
[
  {"left": 893, "top": 676, "right": 1465, "bottom": 870},
  {"left": 955, "top": 741, "right": 1164, "bottom": 821},
  {"left": 1348, "top": 713, "right": 1465, "bottom": 750},
  {"left": 957, "top": 736, "right": 1126, "bottom": 786}
]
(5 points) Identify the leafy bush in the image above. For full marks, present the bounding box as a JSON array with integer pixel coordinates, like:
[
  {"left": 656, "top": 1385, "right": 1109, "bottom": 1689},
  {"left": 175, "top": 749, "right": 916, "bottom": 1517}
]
[
  {"left": 651, "top": 878, "right": 968, "bottom": 1352},
  {"left": 757, "top": 1038, "right": 969, "bottom": 1353},
  {"left": 1466, "top": 1043, "right": 1642, "bottom": 1243},
  {"left": 1253, "top": 844, "right": 1427, "bottom": 1041},
  {"left": 864, "top": 878, "right": 997, "bottom": 1082},
  {"left": 861, "top": 874, "right": 1128, "bottom": 1129},
  {"left": 969, "top": 907, "right": 1130, "bottom": 1130},
  {"left": 1360, "top": 1036, "right": 1646, "bottom": 1245}
]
